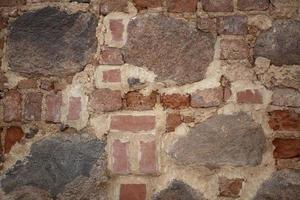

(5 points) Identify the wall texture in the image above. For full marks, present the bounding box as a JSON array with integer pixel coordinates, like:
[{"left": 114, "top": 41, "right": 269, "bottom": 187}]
[{"left": 0, "top": 0, "right": 300, "bottom": 199}]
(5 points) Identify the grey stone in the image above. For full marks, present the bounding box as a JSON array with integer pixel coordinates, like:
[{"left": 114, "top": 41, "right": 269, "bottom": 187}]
[
  {"left": 6, "top": 7, "right": 98, "bottom": 77},
  {"left": 123, "top": 14, "right": 216, "bottom": 85},
  {"left": 272, "top": 88, "right": 300, "bottom": 107},
  {"left": 254, "top": 20, "right": 300, "bottom": 65},
  {"left": 0, "top": 132, "right": 107, "bottom": 198},
  {"left": 152, "top": 180, "right": 206, "bottom": 200},
  {"left": 168, "top": 112, "right": 266, "bottom": 167},
  {"left": 253, "top": 169, "right": 300, "bottom": 200}
]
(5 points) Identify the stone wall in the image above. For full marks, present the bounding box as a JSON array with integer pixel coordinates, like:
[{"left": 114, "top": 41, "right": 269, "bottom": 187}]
[{"left": 0, "top": 0, "right": 299, "bottom": 199}]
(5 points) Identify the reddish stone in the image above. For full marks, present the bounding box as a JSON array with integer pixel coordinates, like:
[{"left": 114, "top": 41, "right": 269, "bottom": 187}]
[
  {"left": 219, "top": 177, "right": 244, "bottom": 198},
  {"left": 202, "top": 0, "right": 234, "bottom": 12},
  {"left": 112, "top": 139, "right": 129, "bottom": 174},
  {"left": 166, "top": 112, "right": 182, "bottom": 132},
  {"left": 191, "top": 87, "right": 223, "bottom": 108},
  {"left": 109, "top": 19, "right": 124, "bottom": 42},
  {"left": 102, "top": 69, "right": 121, "bottom": 82},
  {"left": 17, "top": 79, "right": 38, "bottom": 89},
  {"left": 161, "top": 94, "right": 190, "bottom": 109},
  {"left": 220, "top": 39, "right": 249, "bottom": 60},
  {"left": 120, "top": 184, "right": 146, "bottom": 200},
  {"left": 273, "top": 139, "right": 300, "bottom": 159},
  {"left": 99, "top": 0, "right": 128, "bottom": 15},
  {"left": 90, "top": 89, "right": 122, "bottom": 112},
  {"left": 0, "top": 0, "right": 26, "bottom": 7},
  {"left": 237, "top": 89, "right": 263, "bottom": 104},
  {"left": 125, "top": 91, "right": 157, "bottom": 110},
  {"left": 217, "top": 15, "right": 248, "bottom": 35},
  {"left": 133, "top": 0, "right": 162, "bottom": 10},
  {"left": 45, "top": 94, "right": 62, "bottom": 123},
  {"left": 40, "top": 79, "right": 54, "bottom": 91},
  {"left": 140, "top": 140, "right": 157, "bottom": 174},
  {"left": 167, "top": 0, "right": 198, "bottom": 12},
  {"left": 3, "top": 90, "right": 22, "bottom": 122},
  {"left": 99, "top": 48, "right": 124, "bottom": 65},
  {"left": 268, "top": 110, "right": 300, "bottom": 131},
  {"left": 110, "top": 115, "right": 156, "bottom": 132},
  {"left": 23, "top": 92, "right": 43, "bottom": 121},
  {"left": 237, "top": 0, "right": 269, "bottom": 11},
  {"left": 197, "top": 17, "right": 216, "bottom": 33},
  {"left": 5, "top": 126, "right": 24, "bottom": 154},
  {"left": 67, "top": 97, "right": 81, "bottom": 120}
]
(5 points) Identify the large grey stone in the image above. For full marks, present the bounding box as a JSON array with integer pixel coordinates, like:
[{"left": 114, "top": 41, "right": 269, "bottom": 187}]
[
  {"left": 168, "top": 112, "right": 266, "bottom": 167},
  {"left": 253, "top": 169, "right": 300, "bottom": 200},
  {"left": 123, "top": 14, "right": 216, "bottom": 85},
  {"left": 254, "top": 20, "right": 300, "bottom": 65},
  {"left": 0, "top": 132, "right": 107, "bottom": 198},
  {"left": 152, "top": 180, "right": 206, "bottom": 200},
  {"left": 6, "top": 7, "right": 98, "bottom": 77}
]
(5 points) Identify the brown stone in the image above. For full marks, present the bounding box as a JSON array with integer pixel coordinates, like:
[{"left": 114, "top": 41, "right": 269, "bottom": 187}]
[
  {"left": 268, "top": 110, "right": 300, "bottom": 131},
  {"left": 220, "top": 39, "right": 249, "bottom": 60},
  {"left": 17, "top": 79, "right": 38, "bottom": 89},
  {"left": 45, "top": 94, "right": 62, "bottom": 123},
  {"left": 202, "top": 0, "right": 234, "bottom": 12},
  {"left": 3, "top": 90, "right": 22, "bottom": 122},
  {"left": 99, "top": 48, "right": 124, "bottom": 65},
  {"left": 166, "top": 112, "right": 182, "bottom": 132},
  {"left": 133, "top": 0, "right": 162, "bottom": 10},
  {"left": 120, "top": 184, "right": 146, "bottom": 200},
  {"left": 161, "top": 93, "right": 190, "bottom": 109},
  {"left": 197, "top": 17, "right": 216, "bottom": 33},
  {"left": 167, "top": 0, "right": 198, "bottom": 12},
  {"left": 90, "top": 89, "right": 122, "bottom": 112},
  {"left": 24, "top": 92, "right": 43, "bottom": 121},
  {"left": 99, "top": 0, "right": 128, "bottom": 15},
  {"left": 125, "top": 91, "right": 157, "bottom": 110},
  {"left": 237, "top": 0, "right": 270, "bottom": 11},
  {"left": 191, "top": 87, "right": 223, "bottom": 108},
  {"left": 237, "top": 89, "right": 263, "bottom": 104},
  {"left": 273, "top": 139, "right": 300, "bottom": 159},
  {"left": 5, "top": 126, "right": 24, "bottom": 154},
  {"left": 217, "top": 15, "right": 248, "bottom": 35},
  {"left": 0, "top": 0, "right": 26, "bottom": 7},
  {"left": 218, "top": 177, "right": 243, "bottom": 198}
]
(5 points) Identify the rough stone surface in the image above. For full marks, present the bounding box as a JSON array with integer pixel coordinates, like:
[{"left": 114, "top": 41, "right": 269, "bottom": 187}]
[
  {"left": 254, "top": 20, "right": 300, "bottom": 65},
  {"left": 190, "top": 87, "right": 223, "bottom": 108},
  {"left": 23, "top": 92, "right": 43, "bottom": 121},
  {"left": 202, "top": 0, "right": 234, "bottom": 12},
  {"left": 99, "top": 0, "right": 128, "bottom": 15},
  {"left": 166, "top": 113, "right": 182, "bottom": 132},
  {"left": 0, "top": 132, "right": 107, "bottom": 198},
  {"left": 3, "top": 90, "right": 22, "bottom": 122},
  {"left": 273, "top": 139, "right": 300, "bottom": 159},
  {"left": 268, "top": 110, "right": 300, "bottom": 131},
  {"left": 0, "top": 0, "right": 26, "bottom": 7},
  {"left": 167, "top": 0, "right": 198, "bottom": 13},
  {"left": 218, "top": 177, "right": 243, "bottom": 198},
  {"left": 169, "top": 112, "right": 266, "bottom": 167},
  {"left": 99, "top": 48, "right": 124, "bottom": 65},
  {"left": 124, "top": 14, "right": 215, "bottom": 85},
  {"left": 125, "top": 91, "right": 157, "bottom": 110},
  {"left": 220, "top": 39, "right": 249, "bottom": 60},
  {"left": 90, "top": 89, "right": 122, "bottom": 112},
  {"left": 237, "top": 0, "right": 269, "bottom": 11},
  {"left": 217, "top": 15, "right": 248, "bottom": 35},
  {"left": 197, "top": 17, "right": 216, "bottom": 33},
  {"left": 4, "top": 126, "right": 24, "bottom": 154},
  {"left": 161, "top": 93, "right": 190, "bottom": 109},
  {"left": 272, "top": 88, "right": 300, "bottom": 107},
  {"left": 120, "top": 184, "right": 146, "bottom": 200},
  {"left": 133, "top": 0, "right": 162, "bottom": 10},
  {"left": 7, "top": 7, "right": 98, "bottom": 77},
  {"left": 253, "top": 170, "right": 300, "bottom": 200},
  {"left": 152, "top": 180, "right": 206, "bottom": 200}
]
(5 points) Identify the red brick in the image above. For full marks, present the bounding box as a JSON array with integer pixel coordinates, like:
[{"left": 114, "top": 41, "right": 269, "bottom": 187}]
[
  {"left": 90, "top": 89, "right": 122, "bottom": 112},
  {"left": 167, "top": 0, "right": 198, "bottom": 12},
  {"left": 268, "top": 110, "right": 300, "bottom": 131},
  {"left": 220, "top": 39, "right": 249, "bottom": 60},
  {"left": 99, "top": 0, "right": 128, "bottom": 15},
  {"left": 0, "top": 0, "right": 26, "bottom": 7},
  {"left": 161, "top": 93, "right": 190, "bottom": 109},
  {"left": 273, "top": 138, "right": 300, "bottom": 159},
  {"left": 133, "top": 0, "right": 162, "bottom": 10},
  {"left": 120, "top": 184, "right": 146, "bottom": 200},
  {"left": 202, "top": 0, "right": 234, "bottom": 12},
  {"left": 110, "top": 115, "right": 156, "bottom": 132},
  {"left": 17, "top": 79, "right": 38, "bottom": 89},
  {"left": 109, "top": 19, "right": 124, "bottom": 42},
  {"left": 237, "top": 89, "right": 263, "bottom": 104},
  {"left": 5, "top": 126, "right": 24, "bottom": 154},
  {"left": 166, "top": 112, "right": 182, "bottom": 132},
  {"left": 103, "top": 69, "right": 121, "bottom": 83},
  {"left": 23, "top": 92, "right": 43, "bottom": 121},
  {"left": 218, "top": 177, "right": 244, "bottom": 198},
  {"left": 3, "top": 90, "right": 22, "bottom": 122},
  {"left": 99, "top": 48, "right": 124, "bottom": 65},
  {"left": 140, "top": 140, "right": 157, "bottom": 174},
  {"left": 237, "top": 0, "right": 270, "bottom": 11},
  {"left": 67, "top": 97, "right": 81, "bottom": 120},
  {"left": 191, "top": 87, "right": 223, "bottom": 108},
  {"left": 45, "top": 94, "right": 62, "bottom": 123},
  {"left": 217, "top": 15, "right": 248, "bottom": 35},
  {"left": 125, "top": 91, "right": 157, "bottom": 110},
  {"left": 112, "top": 140, "right": 129, "bottom": 174}
]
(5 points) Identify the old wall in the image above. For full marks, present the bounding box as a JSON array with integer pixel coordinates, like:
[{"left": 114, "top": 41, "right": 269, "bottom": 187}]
[{"left": 0, "top": 0, "right": 300, "bottom": 199}]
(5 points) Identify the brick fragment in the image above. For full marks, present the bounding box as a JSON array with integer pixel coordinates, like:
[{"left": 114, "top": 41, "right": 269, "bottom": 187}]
[
  {"left": 24, "top": 92, "right": 43, "bottom": 121},
  {"left": 109, "top": 19, "right": 124, "bottom": 42},
  {"left": 90, "top": 89, "right": 122, "bottom": 112},
  {"left": 125, "top": 91, "right": 157, "bottom": 110},
  {"left": 99, "top": 48, "right": 124, "bottom": 65},
  {"left": 191, "top": 87, "right": 223, "bottom": 108},
  {"left": 268, "top": 110, "right": 300, "bottom": 131},
  {"left": 197, "top": 17, "right": 216, "bottom": 33},
  {"left": 217, "top": 15, "right": 248, "bottom": 35},
  {"left": 17, "top": 79, "right": 38, "bottom": 89},
  {"left": 110, "top": 115, "right": 155, "bottom": 132},
  {"left": 273, "top": 139, "right": 300, "bottom": 159},
  {"left": 5, "top": 126, "right": 24, "bottom": 154},
  {"left": 67, "top": 97, "right": 81, "bottom": 121},
  {"left": 237, "top": 0, "right": 270, "bottom": 11},
  {"left": 133, "top": 0, "right": 162, "bottom": 10},
  {"left": 45, "top": 94, "right": 62, "bottom": 123},
  {"left": 102, "top": 69, "right": 121, "bottom": 83},
  {"left": 237, "top": 89, "right": 263, "bottom": 104},
  {"left": 112, "top": 140, "right": 129, "bottom": 174},
  {"left": 202, "top": 0, "right": 234, "bottom": 12},
  {"left": 3, "top": 90, "right": 21, "bottom": 122},
  {"left": 140, "top": 140, "right": 157, "bottom": 174},
  {"left": 161, "top": 94, "right": 190, "bottom": 109},
  {"left": 120, "top": 184, "right": 146, "bottom": 200},
  {"left": 167, "top": 0, "right": 198, "bottom": 12},
  {"left": 220, "top": 39, "right": 249, "bottom": 60},
  {"left": 40, "top": 79, "right": 54, "bottom": 91},
  {"left": 219, "top": 177, "right": 243, "bottom": 198},
  {"left": 166, "top": 112, "right": 182, "bottom": 132}
]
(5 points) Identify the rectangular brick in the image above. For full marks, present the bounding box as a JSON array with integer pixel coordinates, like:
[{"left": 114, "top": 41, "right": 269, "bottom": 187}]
[
  {"left": 273, "top": 138, "right": 300, "bottom": 159},
  {"left": 45, "top": 94, "right": 62, "bottom": 123},
  {"left": 167, "top": 0, "right": 198, "bottom": 12},
  {"left": 24, "top": 92, "right": 43, "bottom": 121},
  {"left": 0, "top": 0, "right": 26, "bottom": 7},
  {"left": 99, "top": 48, "right": 124, "bottom": 65},
  {"left": 237, "top": 89, "right": 263, "bottom": 104},
  {"left": 67, "top": 97, "right": 81, "bottom": 121},
  {"left": 161, "top": 93, "right": 190, "bottom": 109},
  {"left": 110, "top": 115, "right": 156, "bottom": 132},
  {"left": 125, "top": 91, "right": 157, "bottom": 111},
  {"left": 103, "top": 69, "right": 121, "bottom": 82},
  {"left": 90, "top": 89, "right": 122, "bottom": 112},
  {"left": 3, "top": 90, "right": 22, "bottom": 122},
  {"left": 217, "top": 15, "right": 248, "bottom": 35},
  {"left": 17, "top": 79, "right": 38, "bottom": 89},
  {"left": 191, "top": 87, "right": 223, "bottom": 108},
  {"left": 220, "top": 39, "right": 249, "bottom": 60},
  {"left": 109, "top": 19, "right": 124, "bottom": 42},
  {"left": 237, "top": 0, "right": 270, "bottom": 11},
  {"left": 112, "top": 140, "right": 129, "bottom": 174},
  {"left": 120, "top": 184, "right": 146, "bottom": 200},
  {"left": 140, "top": 140, "right": 157, "bottom": 174},
  {"left": 202, "top": 0, "right": 234, "bottom": 12},
  {"left": 268, "top": 110, "right": 300, "bottom": 131}
]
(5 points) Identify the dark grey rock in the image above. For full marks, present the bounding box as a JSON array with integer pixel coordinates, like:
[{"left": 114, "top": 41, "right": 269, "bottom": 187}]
[
  {"left": 254, "top": 20, "right": 300, "bottom": 65},
  {"left": 0, "top": 132, "right": 107, "bottom": 198},
  {"left": 152, "top": 180, "right": 206, "bottom": 200},
  {"left": 123, "top": 14, "right": 216, "bottom": 85},
  {"left": 7, "top": 7, "right": 98, "bottom": 77},
  {"left": 253, "top": 169, "right": 300, "bottom": 200},
  {"left": 168, "top": 112, "right": 266, "bottom": 167},
  {"left": 70, "top": 0, "right": 90, "bottom": 3}
]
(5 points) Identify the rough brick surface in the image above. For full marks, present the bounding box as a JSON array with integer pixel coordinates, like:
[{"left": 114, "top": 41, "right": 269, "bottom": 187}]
[
  {"left": 268, "top": 110, "right": 300, "bottom": 131},
  {"left": 110, "top": 115, "right": 156, "bottom": 132},
  {"left": 102, "top": 69, "right": 121, "bottom": 83},
  {"left": 166, "top": 113, "right": 182, "bottom": 132},
  {"left": 23, "top": 92, "right": 43, "bottom": 121},
  {"left": 202, "top": 0, "right": 234, "bottom": 12},
  {"left": 273, "top": 139, "right": 300, "bottom": 159},
  {"left": 99, "top": 0, "right": 128, "bottom": 15},
  {"left": 67, "top": 97, "right": 82, "bottom": 121},
  {"left": 220, "top": 39, "right": 249, "bottom": 60},
  {"left": 161, "top": 94, "right": 190, "bottom": 109},
  {"left": 191, "top": 87, "right": 223, "bottom": 108},
  {"left": 237, "top": 89, "right": 263, "bottom": 104},
  {"left": 112, "top": 140, "right": 129, "bottom": 174},
  {"left": 3, "top": 90, "right": 22, "bottom": 122},
  {"left": 125, "top": 91, "right": 157, "bottom": 110},
  {"left": 109, "top": 19, "right": 124, "bottom": 42},
  {"left": 197, "top": 17, "right": 216, "bottom": 33},
  {"left": 217, "top": 16, "right": 248, "bottom": 35},
  {"left": 133, "top": 0, "right": 162, "bottom": 10},
  {"left": 237, "top": 0, "right": 269, "bottom": 11},
  {"left": 5, "top": 126, "right": 24, "bottom": 154},
  {"left": 90, "top": 89, "right": 122, "bottom": 112},
  {"left": 120, "top": 184, "right": 146, "bottom": 200},
  {"left": 167, "top": 0, "right": 198, "bottom": 12},
  {"left": 17, "top": 79, "right": 38, "bottom": 89},
  {"left": 40, "top": 79, "right": 54, "bottom": 91},
  {"left": 218, "top": 177, "right": 243, "bottom": 198},
  {"left": 45, "top": 94, "right": 62, "bottom": 123},
  {"left": 99, "top": 48, "right": 124, "bottom": 65},
  {"left": 140, "top": 141, "right": 157, "bottom": 174}
]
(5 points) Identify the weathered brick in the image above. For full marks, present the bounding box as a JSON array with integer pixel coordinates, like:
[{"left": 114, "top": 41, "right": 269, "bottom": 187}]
[
  {"left": 0, "top": 0, "right": 26, "bottom": 7},
  {"left": 120, "top": 184, "right": 146, "bottom": 200},
  {"left": 5, "top": 126, "right": 24, "bottom": 154},
  {"left": 202, "top": 0, "right": 234, "bottom": 12},
  {"left": 17, "top": 79, "right": 38, "bottom": 89},
  {"left": 45, "top": 94, "right": 62, "bottom": 123},
  {"left": 102, "top": 69, "right": 121, "bottom": 83},
  {"left": 109, "top": 19, "right": 124, "bottom": 42},
  {"left": 166, "top": 112, "right": 182, "bottom": 132},
  {"left": 237, "top": 89, "right": 263, "bottom": 104},
  {"left": 273, "top": 139, "right": 300, "bottom": 159},
  {"left": 218, "top": 177, "right": 244, "bottom": 198},
  {"left": 167, "top": 0, "right": 198, "bottom": 12},
  {"left": 268, "top": 110, "right": 300, "bottom": 131},
  {"left": 140, "top": 140, "right": 157, "bottom": 174},
  {"left": 220, "top": 39, "right": 249, "bottom": 60},
  {"left": 24, "top": 92, "right": 43, "bottom": 121},
  {"left": 3, "top": 90, "right": 22, "bottom": 122},
  {"left": 110, "top": 115, "right": 156, "bottom": 132},
  {"left": 133, "top": 0, "right": 162, "bottom": 10},
  {"left": 99, "top": 0, "right": 128, "bottom": 15},
  {"left": 40, "top": 79, "right": 54, "bottom": 91},
  {"left": 90, "top": 89, "right": 122, "bottom": 112},
  {"left": 112, "top": 140, "right": 129, "bottom": 174},
  {"left": 67, "top": 97, "right": 81, "bottom": 121},
  {"left": 191, "top": 87, "right": 223, "bottom": 108},
  {"left": 197, "top": 17, "right": 216, "bottom": 33},
  {"left": 125, "top": 91, "right": 157, "bottom": 110},
  {"left": 237, "top": 0, "right": 270, "bottom": 11},
  {"left": 99, "top": 48, "right": 124, "bottom": 65},
  {"left": 217, "top": 15, "right": 248, "bottom": 35},
  {"left": 272, "top": 88, "right": 300, "bottom": 107},
  {"left": 161, "top": 94, "right": 190, "bottom": 109}
]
